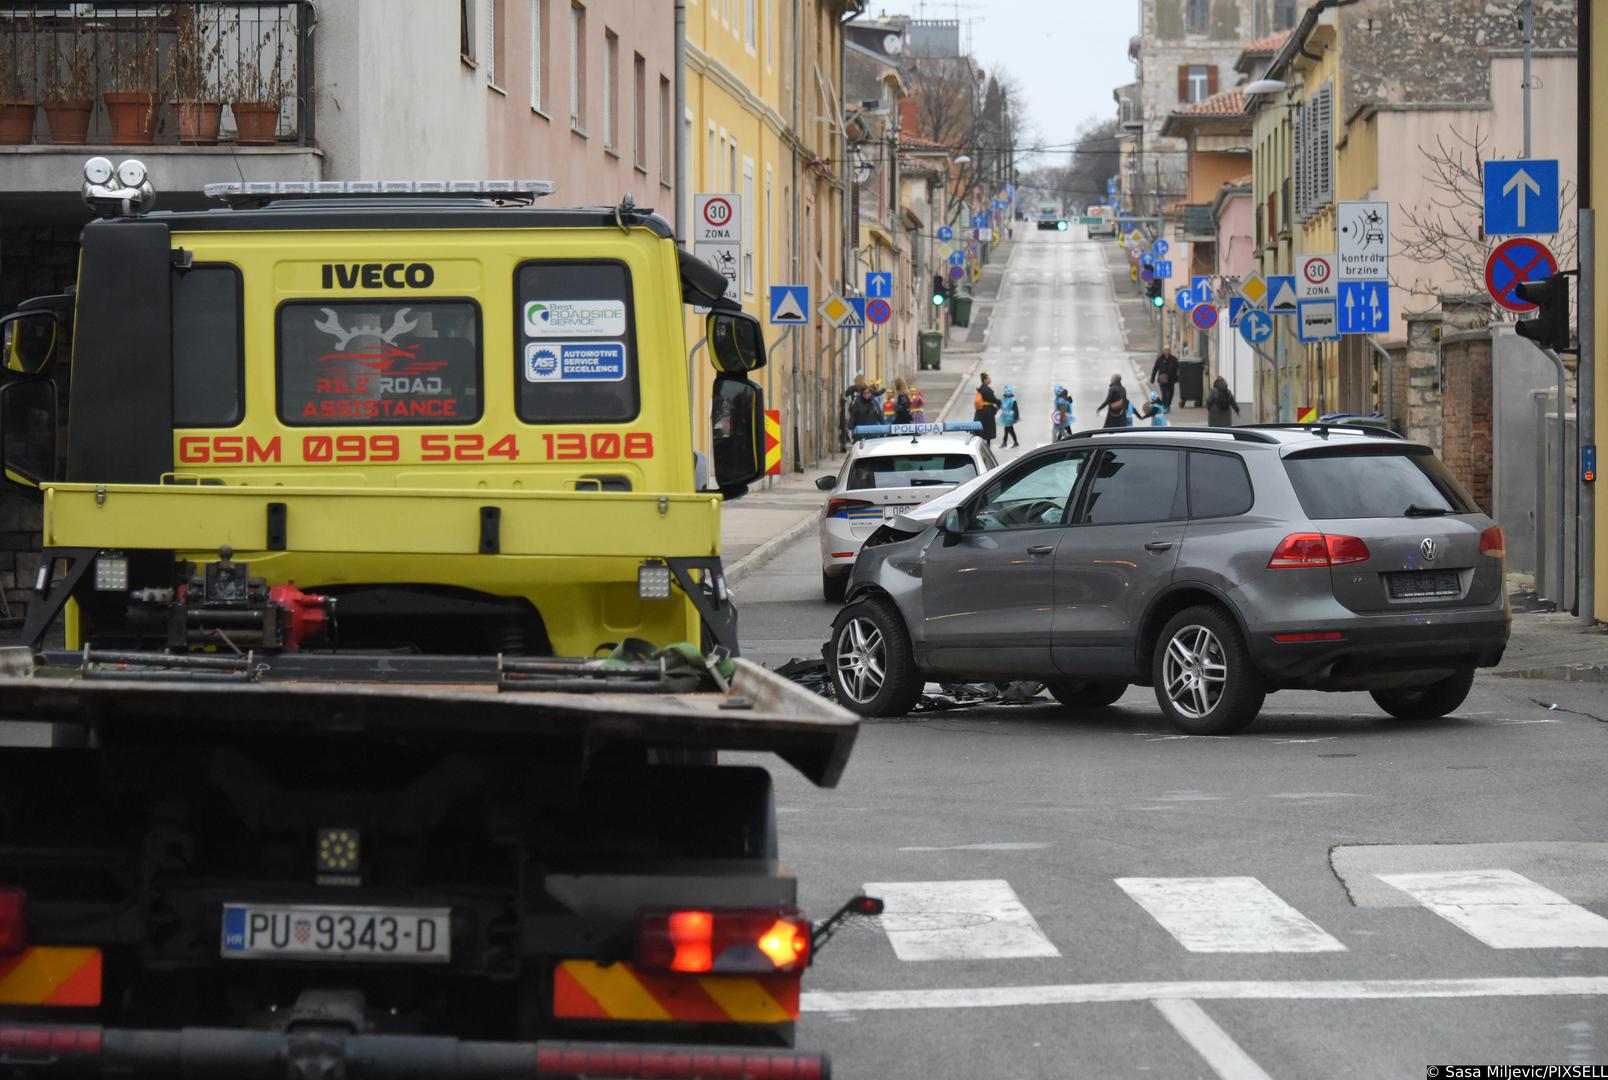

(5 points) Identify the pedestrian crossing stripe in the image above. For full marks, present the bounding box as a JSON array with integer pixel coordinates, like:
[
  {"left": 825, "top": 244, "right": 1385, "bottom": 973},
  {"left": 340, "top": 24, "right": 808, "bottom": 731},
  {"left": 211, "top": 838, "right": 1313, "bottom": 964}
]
[
  {"left": 1376, "top": 869, "right": 1608, "bottom": 949},
  {"left": 1115, "top": 877, "right": 1346, "bottom": 953},
  {"left": 865, "top": 879, "right": 1060, "bottom": 961}
]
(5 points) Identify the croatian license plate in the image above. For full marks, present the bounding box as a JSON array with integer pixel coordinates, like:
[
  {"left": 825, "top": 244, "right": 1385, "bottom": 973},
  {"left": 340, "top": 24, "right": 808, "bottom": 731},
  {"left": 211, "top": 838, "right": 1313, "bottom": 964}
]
[
  {"left": 1387, "top": 570, "right": 1461, "bottom": 599},
  {"left": 221, "top": 904, "right": 451, "bottom": 963}
]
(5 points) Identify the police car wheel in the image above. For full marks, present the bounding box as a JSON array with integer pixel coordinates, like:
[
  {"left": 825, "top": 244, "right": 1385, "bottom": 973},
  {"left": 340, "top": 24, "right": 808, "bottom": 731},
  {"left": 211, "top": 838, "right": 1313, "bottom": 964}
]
[{"left": 830, "top": 597, "right": 921, "bottom": 717}]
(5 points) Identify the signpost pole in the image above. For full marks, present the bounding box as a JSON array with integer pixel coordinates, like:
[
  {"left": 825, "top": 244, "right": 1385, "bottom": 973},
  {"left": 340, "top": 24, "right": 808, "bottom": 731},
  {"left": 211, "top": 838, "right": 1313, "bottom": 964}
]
[
  {"left": 1521, "top": 0, "right": 1534, "bottom": 159},
  {"left": 1580, "top": 208, "right": 1596, "bottom": 626},
  {"left": 1250, "top": 342, "right": 1280, "bottom": 423},
  {"left": 1366, "top": 336, "right": 1395, "bottom": 432},
  {"left": 1541, "top": 346, "right": 1568, "bottom": 608}
]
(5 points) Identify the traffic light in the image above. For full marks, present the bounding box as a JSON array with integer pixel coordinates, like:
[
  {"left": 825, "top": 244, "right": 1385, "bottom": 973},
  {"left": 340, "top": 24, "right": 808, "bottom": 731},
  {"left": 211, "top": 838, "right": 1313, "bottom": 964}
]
[
  {"left": 1055, "top": 219, "right": 1068, "bottom": 232},
  {"left": 931, "top": 274, "right": 948, "bottom": 308},
  {"left": 1514, "top": 272, "right": 1571, "bottom": 352},
  {"left": 1147, "top": 279, "right": 1164, "bottom": 308}
]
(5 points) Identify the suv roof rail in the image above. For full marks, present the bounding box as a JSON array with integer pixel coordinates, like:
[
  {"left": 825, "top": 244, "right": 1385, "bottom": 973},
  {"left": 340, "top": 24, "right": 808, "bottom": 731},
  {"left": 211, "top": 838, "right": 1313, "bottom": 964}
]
[
  {"left": 1062, "top": 426, "right": 1280, "bottom": 445},
  {"left": 1242, "top": 423, "right": 1405, "bottom": 440}
]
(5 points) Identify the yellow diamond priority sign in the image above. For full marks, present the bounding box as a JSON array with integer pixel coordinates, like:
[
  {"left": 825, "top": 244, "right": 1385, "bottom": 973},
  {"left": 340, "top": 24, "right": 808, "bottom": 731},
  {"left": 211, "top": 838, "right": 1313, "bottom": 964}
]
[
  {"left": 1239, "top": 272, "right": 1268, "bottom": 308},
  {"left": 818, "top": 293, "right": 853, "bottom": 328}
]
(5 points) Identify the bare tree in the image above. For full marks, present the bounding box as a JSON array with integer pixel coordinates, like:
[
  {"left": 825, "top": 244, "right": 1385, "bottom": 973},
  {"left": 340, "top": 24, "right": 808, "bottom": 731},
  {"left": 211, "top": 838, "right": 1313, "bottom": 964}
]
[{"left": 1397, "top": 125, "right": 1577, "bottom": 317}]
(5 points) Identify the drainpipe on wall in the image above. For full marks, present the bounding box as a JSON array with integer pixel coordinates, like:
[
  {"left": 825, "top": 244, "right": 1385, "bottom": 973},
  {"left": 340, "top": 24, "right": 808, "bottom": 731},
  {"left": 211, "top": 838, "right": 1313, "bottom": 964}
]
[
  {"left": 674, "top": 0, "right": 687, "bottom": 248},
  {"left": 790, "top": 0, "right": 802, "bottom": 469}
]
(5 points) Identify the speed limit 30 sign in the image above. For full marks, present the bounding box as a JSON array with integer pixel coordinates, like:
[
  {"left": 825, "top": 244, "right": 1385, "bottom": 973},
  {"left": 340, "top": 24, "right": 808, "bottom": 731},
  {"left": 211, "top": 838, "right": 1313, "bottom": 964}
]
[
  {"left": 693, "top": 193, "right": 742, "bottom": 243},
  {"left": 1298, "top": 253, "right": 1336, "bottom": 301}
]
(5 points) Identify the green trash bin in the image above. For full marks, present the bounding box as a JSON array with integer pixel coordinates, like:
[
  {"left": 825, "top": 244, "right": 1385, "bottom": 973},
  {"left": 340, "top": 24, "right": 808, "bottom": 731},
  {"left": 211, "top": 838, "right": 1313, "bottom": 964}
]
[
  {"left": 950, "top": 293, "right": 974, "bottom": 328},
  {"left": 919, "top": 330, "right": 943, "bottom": 371}
]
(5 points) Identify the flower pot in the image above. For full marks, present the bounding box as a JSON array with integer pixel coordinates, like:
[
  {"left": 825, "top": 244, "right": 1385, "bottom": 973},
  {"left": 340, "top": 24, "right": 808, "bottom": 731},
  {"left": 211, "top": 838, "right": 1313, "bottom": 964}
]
[
  {"left": 172, "top": 100, "right": 223, "bottom": 145},
  {"left": 42, "top": 100, "right": 93, "bottom": 144},
  {"left": 102, "top": 91, "right": 158, "bottom": 145},
  {"left": 0, "top": 101, "right": 36, "bottom": 145},
  {"left": 231, "top": 102, "right": 280, "bottom": 145}
]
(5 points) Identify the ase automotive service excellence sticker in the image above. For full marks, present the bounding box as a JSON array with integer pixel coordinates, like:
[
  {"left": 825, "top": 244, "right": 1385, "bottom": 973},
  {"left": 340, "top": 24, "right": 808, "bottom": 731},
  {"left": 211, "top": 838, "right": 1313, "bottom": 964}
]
[{"left": 523, "top": 341, "right": 627, "bottom": 382}]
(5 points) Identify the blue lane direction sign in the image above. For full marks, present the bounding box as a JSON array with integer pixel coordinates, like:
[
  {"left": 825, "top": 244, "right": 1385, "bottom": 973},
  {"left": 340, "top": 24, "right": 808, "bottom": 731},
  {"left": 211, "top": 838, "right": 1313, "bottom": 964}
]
[
  {"left": 1192, "top": 277, "right": 1214, "bottom": 305},
  {"left": 1485, "top": 237, "right": 1558, "bottom": 313},
  {"left": 768, "top": 284, "right": 811, "bottom": 324},
  {"left": 1152, "top": 238, "right": 1170, "bottom": 257},
  {"left": 1141, "top": 253, "right": 1155, "bottom": 268},
  {"left": 948, "top": 250, "right": 966, "bottom": 267},
  {"left": 1176, "top": 288, "right": 1196, "bottom": 312},
  {"left": 1267, "top": 275, "right": 1299, "bottom": 315},
  {"left": 1298, "top": 298, "right": 1340, "bottom": 342},
  {"left": 937, "top": 225, "right": 954, "bottom": 241},
  {"left": 971, "top": 212, "right": 988, "bottom": 229},
  {"left": 1483, "top": 159, "right": 1560, "bottom": 237},
  {"left": 865, "top": 271, "right": 893, "bottom": 299},
  {"left": 1227, "top": 297, "right": 1246, "bottom": 327},
  {"left": 1156, "top": 260, "right": 1173, "bottom": 279},
  {"left": 1239, "top": 309, "right": 1274, "bottom": 346},
  {"left": 1192, "top": 304, "right": 1218, "bottom": 331},
  {"left": 1338, "top": 280, "right": 1389, "bottom": 335}
]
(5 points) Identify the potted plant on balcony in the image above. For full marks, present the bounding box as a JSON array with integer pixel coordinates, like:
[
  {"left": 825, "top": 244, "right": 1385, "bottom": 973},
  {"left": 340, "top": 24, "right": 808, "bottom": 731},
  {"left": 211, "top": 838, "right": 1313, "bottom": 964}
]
[
  {"left": 41, "top": 17, "right": 95, "bottom": 145},
  {"left": 101, "top": 20, "right": 159, "bottom": 145},
  {"left": 169, "top": 5, "right": 223, "bottom": 144},
  {"left": 0, "top": 30, "right": 38, "bottom": 144},
  {"left": 228, "top": 29, "right": 287, "bottom": 146}
]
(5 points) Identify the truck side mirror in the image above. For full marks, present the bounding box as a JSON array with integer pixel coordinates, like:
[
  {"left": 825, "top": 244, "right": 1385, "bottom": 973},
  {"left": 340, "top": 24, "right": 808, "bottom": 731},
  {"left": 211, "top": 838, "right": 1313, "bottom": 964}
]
[
  {"left": 710, "top": 373, "right": 765, "bottom": 499},
  {"left": 0, "top": 311, "right": 60, "bottom": 378},
  {"left": 0, "top": 379, "right": 58, "bottom": 488},
  {"left": 706, "top": 310, "right": 768, "bottom": 373}
]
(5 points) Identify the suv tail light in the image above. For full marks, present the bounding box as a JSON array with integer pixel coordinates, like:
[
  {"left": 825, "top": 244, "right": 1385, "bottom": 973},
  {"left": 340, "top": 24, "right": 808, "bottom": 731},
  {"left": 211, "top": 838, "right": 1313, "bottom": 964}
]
[
  {"left": 1480, "top": 525, "right": 1506, "bottom": 558},
  {"left": 826, "top": 497, "right": 874, "bottom": 518},
  {"left": 1268, "top": 533, "right": 1371, "bottom": 569},
  {"left": 638, "top": 908, "right": 811, "bottom": 976},
  {"left": 0, "top": 888, "right": 27, "bottom": 955}
]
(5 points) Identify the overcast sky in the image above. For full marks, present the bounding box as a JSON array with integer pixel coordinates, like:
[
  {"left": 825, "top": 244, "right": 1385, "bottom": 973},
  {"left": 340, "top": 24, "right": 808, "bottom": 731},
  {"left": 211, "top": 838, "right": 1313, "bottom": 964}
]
[{"left": 873, "top": 1, "right": 1139, "bottom": 162}]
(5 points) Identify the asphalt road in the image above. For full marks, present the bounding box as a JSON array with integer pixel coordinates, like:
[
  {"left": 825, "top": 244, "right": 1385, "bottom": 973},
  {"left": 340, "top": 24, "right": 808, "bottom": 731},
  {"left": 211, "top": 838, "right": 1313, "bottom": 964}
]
[{"left": 733, "top": 227, "right": 1608, "bottom": 1079}]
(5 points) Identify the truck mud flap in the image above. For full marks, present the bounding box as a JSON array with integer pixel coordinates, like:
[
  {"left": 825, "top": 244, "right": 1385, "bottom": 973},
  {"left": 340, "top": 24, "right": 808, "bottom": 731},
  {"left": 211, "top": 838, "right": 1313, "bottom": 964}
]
[{"left": 0, "top": 1024, "right": 830, "bottom": 1079}]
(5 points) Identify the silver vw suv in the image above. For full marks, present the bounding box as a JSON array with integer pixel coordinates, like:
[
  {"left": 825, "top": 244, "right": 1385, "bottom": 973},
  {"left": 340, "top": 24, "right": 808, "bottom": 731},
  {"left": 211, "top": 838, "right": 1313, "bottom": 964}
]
[{"left": 830, "top": 425, "right": 1511, "bottom": 734}]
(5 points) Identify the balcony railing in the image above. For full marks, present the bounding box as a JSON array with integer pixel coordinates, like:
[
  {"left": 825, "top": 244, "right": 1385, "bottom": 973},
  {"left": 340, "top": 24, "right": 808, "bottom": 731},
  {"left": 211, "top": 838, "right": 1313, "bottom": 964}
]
[{"left": 0, "top": 2, "right": 312, "bottom": 149}]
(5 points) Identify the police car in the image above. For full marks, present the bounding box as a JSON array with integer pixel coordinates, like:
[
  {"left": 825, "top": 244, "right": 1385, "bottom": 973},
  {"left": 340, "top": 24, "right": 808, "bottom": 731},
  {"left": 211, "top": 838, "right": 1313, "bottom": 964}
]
[{"left": 815, "top": 422, "right": 997, "bottom": 601}]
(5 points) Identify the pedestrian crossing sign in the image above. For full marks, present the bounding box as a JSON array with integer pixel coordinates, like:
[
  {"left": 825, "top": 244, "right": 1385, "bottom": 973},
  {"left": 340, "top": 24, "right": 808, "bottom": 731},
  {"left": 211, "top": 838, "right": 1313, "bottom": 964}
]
[{"left": 768, "top": 284, "right": 811, "bottom": 324}]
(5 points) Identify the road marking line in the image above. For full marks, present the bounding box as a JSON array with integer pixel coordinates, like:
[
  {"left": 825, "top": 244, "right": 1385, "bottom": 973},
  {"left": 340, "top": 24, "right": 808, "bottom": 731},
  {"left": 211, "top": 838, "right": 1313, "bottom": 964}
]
[
  {"left": 863, "top": 879, "right": 1061, "bottom": 961},
  {"left": 1376, "top": 869, "right": 1608, "bottom": 948},
  {"left": 801, "top": 976, "right": 1608, "bottom": 1013},
  {"left": 1154, "top": 999, "right": 1274, "bottom": 1080},
  {"left": 1115, "top": 877, "right": 1347, "bottom": 953},
  {"left": 897, "top": 842, "right": 1053, "bottom": 852}
]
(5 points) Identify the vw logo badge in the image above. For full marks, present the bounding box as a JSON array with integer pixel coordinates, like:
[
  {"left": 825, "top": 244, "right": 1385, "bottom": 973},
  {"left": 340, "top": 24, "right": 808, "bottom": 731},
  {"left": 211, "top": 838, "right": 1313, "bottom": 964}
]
[{"left": 1421, "top": 537, "right": 1438, "bottom": 561}]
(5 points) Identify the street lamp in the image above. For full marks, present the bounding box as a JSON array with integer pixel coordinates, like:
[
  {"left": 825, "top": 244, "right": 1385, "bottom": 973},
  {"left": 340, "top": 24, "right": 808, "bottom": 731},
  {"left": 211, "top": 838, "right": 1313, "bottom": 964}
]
[{"left": 1243, "top": 78, "right": 1288, "bottom": 96}]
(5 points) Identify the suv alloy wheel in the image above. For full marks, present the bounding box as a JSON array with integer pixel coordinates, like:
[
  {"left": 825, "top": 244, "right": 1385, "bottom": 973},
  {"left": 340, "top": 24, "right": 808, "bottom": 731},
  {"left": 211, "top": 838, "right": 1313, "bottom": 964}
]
[
  {"left": 1152, "top": 605, "right": 1266, "bottom": 734},
  {"left": 830, "top": 596, "right": 923, "bottom": 717}
]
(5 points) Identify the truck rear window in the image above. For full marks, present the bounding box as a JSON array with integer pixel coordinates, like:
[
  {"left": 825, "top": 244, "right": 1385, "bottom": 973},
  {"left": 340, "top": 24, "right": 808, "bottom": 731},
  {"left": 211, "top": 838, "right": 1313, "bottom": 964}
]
[
  {"left": 847, "top": 453, "right": 978, "bottom": 490},
  {"left": 277, "top": 301, "right": 481, "bottom": 425},
  {"left": 515, "top": 261, "right": 639, "bottom": 424},
  {"left": 1284, "top": 448, "right": 1476, "bottom": 518}
]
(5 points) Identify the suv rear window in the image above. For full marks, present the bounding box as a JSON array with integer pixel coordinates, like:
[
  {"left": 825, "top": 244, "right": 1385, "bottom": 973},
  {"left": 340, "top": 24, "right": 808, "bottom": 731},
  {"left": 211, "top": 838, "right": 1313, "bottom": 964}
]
[
  {"left": 847, "top": 453, "right": 977, "bottom": 490},
  {"left": 1284, "top": 447, "right": 1477, "bottom": 518},
  {"left": 277, "top": 300, "right": 481, "bottom": 425}
]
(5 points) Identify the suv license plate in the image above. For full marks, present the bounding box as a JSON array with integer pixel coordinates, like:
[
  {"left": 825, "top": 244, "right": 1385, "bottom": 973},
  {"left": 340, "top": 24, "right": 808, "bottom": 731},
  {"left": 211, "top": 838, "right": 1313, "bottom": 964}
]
[
  {"left": 221, "top": 904, "right": 451, "bottom": 963},
  {"left": 1387, "top": 570, "right": 1461, "bottom": 599}
]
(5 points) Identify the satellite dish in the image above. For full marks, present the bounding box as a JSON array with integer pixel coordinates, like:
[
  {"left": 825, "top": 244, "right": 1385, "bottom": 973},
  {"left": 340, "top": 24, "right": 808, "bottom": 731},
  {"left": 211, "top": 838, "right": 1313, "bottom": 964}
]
[{"left": 884, "top": 33, "right": 903, "bottom": 55}]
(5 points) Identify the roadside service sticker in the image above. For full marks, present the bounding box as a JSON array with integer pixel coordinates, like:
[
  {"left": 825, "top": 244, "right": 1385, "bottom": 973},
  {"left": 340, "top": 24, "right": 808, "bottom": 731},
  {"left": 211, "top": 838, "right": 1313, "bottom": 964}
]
[
  {"left": 523, "top": 341, "right": 627, "bottom": 382},
  {"left": 523, "top": 299, "right": 627, "bottom": 338}
]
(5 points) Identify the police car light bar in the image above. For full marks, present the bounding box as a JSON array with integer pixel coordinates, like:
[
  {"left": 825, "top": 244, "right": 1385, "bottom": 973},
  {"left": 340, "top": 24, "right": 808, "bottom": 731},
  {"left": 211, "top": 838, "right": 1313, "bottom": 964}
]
[
  {"left": 202, "top": 179, "right": 556, "bottom": 203},
  {"left": 851, "top": 421, "right": 984, "bottom": 439}
]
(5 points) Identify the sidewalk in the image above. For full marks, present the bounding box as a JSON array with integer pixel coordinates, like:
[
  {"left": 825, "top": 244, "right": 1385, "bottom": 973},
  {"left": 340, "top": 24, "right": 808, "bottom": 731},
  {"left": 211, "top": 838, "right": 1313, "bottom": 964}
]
[
  {"left": 1495, "top": 611, "right": 1608, "bottom": 682},
  {"left": 948, "top": 238, "right": 1017, "bottom": 355}
]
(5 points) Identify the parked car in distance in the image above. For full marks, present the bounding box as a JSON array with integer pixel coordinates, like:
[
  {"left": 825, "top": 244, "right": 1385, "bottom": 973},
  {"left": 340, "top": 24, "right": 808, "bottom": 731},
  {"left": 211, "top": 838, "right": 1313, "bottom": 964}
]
[
  {"left": 831, "top": 425, "right": 1510, "bottom": 733},
  {"left": 818, "top": 422, "right": 998, "bottom": 601}
]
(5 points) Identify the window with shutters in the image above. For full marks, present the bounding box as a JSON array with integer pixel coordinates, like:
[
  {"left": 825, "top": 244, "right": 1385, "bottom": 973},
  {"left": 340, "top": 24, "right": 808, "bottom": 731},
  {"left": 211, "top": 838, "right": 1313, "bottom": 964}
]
[
  {"left": 1182, "top": 65, "right": 1211, "bottom": 103},
  {"left": 486, "top": 0, "right": 506, "bottom": 89},
  {"left": 659, "top": 76, "right": 672, "bottom": 181},
  {"left": 530, "top": 0, "right": 546, "bottom": 113},
  {"left": 1293, "top": 98, "right": 1308, "bottom": 221},
  {"left": 1186, "top": 0, "right": 1209, "bottom": 33},
  {"left": 461, "top": 0, "right": 477, "bottom": 63},
  {"left": 603, "top": 30, "right": 618, "bottom": 150},
  {"left": 632, "top": 54, "right": 646, "bottom": 169},
  {"left": 1309, "top": 83, "right": 1334, "bottom": 211},
  {"left": 569, "top": 2, "right": 586, "bottom": 132}
]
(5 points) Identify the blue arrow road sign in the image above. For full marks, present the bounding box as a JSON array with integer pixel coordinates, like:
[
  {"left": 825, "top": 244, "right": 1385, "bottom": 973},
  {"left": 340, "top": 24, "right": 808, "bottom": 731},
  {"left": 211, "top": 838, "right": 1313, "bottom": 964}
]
[
  {"left": 937, "top": 225, "right": 954, "bottom": 241},
  {"left": 1267, "top": 275, "right": 1298, "bottom": 315},
  {"left": 1483, "top": 159, "right": 1559, "bottom": 237},
  {"left": 865, "top": 271, "right": 892, "bottom": 299},
  {"left": 1141, "top": 253, "right": 1155, "bottom": 268},
  {"left": 1152, "top": 238, "right": 1169, "bottom": 257},
  {"left": 1176, "top": 288, "right": 1196, "bottom": 312},
  {"left": 948, "top": 250, "right": 966, "bottom": 267},
  {"left": 972, "top": 212, "right": 988, "bottom": 229},
  {"left": 1227, "top": 297, "right": 1246, "bottom": 327},
  {"left": 768, "top": 284, "right": 811, "bottom": 324},
  {"left": 1239, "top": 309, "right": 1273, "bottom": 346},
  {"left": 1338, "top": 280, "right": 1390, "bottom": 335},
  {"left": 1192, "top": 277, "right": 1214, "bottom": 305},
  {"left": 1156, "top": 260, "right": 1173, "bottom": 279}
]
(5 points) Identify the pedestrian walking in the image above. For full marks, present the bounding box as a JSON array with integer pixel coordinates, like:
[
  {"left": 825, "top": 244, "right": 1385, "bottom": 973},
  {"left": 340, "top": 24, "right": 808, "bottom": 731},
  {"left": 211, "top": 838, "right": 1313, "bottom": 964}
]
[
  {"left": 1151, "top": 346, "right": 1180, "bottom": 408},
  {"left": 1099, "top": 373, "right": 1130, "bottom": 429},
  {"left": 998, "top": 386, "right": 1020, "bottom": 448},
  {"left": 1138, "top": 390, "right": 1170, "bottom": 426},
  {"left": 891, "top": 376, "right": 915, "bottom": 424},
  {"left": 1051, "top": 384, "right": 1074, "bottom": 441},
  {"left": 848, "top": 383, "right": 884, "bottom": 434},
  {"left": 973, "top": 372, "right": 1000, "bottom": 446},
  {"left": 1206, "top": 376, "right": 1240, "bottom": 428}
]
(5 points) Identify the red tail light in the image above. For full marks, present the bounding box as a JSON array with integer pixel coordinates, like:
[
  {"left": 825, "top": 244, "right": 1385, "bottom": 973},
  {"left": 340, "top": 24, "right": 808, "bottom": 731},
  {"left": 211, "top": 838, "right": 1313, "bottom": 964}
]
[
  {"left": 1268, "top": 533, "right": 1371, "bottom": 569},
  {"left": 825, "top": 498, "right": 873, "bottom": 518},
  {"left": 638, "top": 908, "right": 811, "bottom": 975},
  {"left": 0, "top": 888, "right": 26, "bottom": 955},
  {"left": 1480, "top": 525, "right": 1506, "bottom": 558}
]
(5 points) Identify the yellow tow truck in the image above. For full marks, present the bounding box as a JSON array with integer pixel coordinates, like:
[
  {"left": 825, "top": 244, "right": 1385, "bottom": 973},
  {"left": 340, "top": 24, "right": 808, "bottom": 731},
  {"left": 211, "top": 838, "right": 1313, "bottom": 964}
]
[{"left": 0, "top": 159, "right": 870, "bottom": 1080}]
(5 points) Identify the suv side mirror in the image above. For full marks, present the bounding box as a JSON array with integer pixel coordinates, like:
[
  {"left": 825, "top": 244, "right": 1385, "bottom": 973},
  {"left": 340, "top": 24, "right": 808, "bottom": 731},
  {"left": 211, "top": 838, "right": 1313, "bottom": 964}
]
[
  {"left": 711, "top": 373, "right": 765, "bottom": 498},
  {"left": 706, "top": 310, "right": 768, "bottom": 373},
  {"left": 814, "top": 475, "right": 835, "bottom": 491},
  {"left": 0, "top": 311, "right": 60, "bottom": 378},
  {"left": 938, "top": 508, "right": 964, "bottom": 535},
  {"left": 0, "top": 379, "right": 58, "bottom": 488}
]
